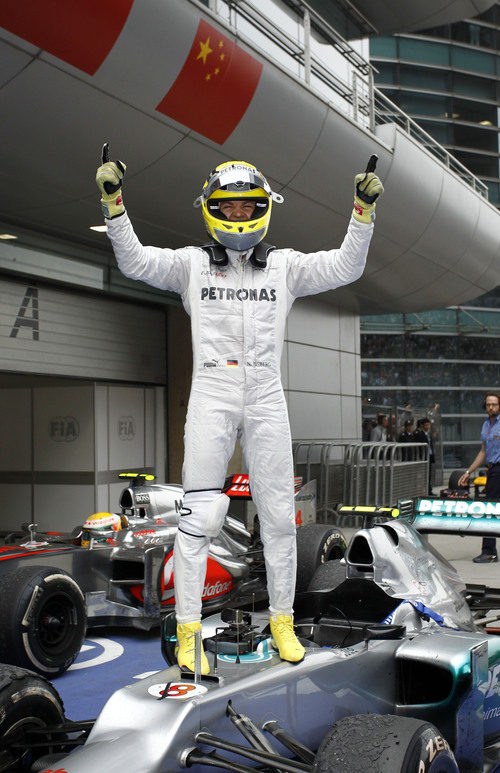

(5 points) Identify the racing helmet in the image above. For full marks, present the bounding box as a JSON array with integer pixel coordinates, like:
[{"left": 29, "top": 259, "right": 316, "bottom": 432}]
[
  {"left": 193, "top": 161, "right": 284, "bottom": 251},
  {"left": 81, "top": 512, "right": 122, "bottom": 548}
]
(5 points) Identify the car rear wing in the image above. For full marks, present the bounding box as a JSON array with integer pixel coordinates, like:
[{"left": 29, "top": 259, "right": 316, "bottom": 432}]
[{"left": 407, "top": 496, "right": 500, "bottom": 537}]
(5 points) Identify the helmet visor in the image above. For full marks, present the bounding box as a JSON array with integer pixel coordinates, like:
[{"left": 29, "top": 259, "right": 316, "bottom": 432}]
[{"left": 207, "top": 197, "right": 269, "bottom": 222}]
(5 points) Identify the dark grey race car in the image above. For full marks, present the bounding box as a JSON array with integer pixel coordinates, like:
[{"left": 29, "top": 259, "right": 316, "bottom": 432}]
[
  {"left": 1, "top": 500, "right": 500, "bottom": 773},
  {"left": 0, "top": 473, "right": 345, "bottom": 676}
]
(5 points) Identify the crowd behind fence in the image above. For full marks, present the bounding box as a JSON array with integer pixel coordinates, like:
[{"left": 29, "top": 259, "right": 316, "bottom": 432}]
[{"left": 293, "top": 441, "right": 429, "bottom": 527}]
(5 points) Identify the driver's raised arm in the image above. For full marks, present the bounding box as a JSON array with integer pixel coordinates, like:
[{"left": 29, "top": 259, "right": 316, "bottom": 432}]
[
  {"left": 286, "top": 166, "right": 383, "bottom": 298},
  {"left": 96, "top": 146, "right": 190, "bottom": 296}
]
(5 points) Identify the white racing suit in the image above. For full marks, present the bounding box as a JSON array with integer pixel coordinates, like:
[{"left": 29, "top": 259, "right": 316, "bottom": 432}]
[{"left": 106, "top": 213, "right": 373, "bottom": 622}]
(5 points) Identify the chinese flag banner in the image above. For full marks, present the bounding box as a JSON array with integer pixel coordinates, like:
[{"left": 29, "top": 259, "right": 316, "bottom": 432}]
[
  {"left": 0, "top": 0, "right": 134, "bottom": 75},
  {"left": 156, "top": 19, "right": 263, "bottom": 145}
]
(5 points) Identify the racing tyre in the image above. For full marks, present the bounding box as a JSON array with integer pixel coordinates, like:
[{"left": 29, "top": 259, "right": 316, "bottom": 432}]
[
  {"left": 0, "top": 664, "right": 65, "bottom": 772},
  {"left": 448, "top": 469, "right": 467, "bottom": 490},
  {"left": 296, "top": 525, "right": 346, "bottom": 593},
  {"left": 313, "top": 714, "right": 458, "bottom": 773},
  {"left": 307, "top": 559, "right": 346, "bottom": 592},
  {"left": 0, "top": 566, "right": 86, "bottom": 677}
]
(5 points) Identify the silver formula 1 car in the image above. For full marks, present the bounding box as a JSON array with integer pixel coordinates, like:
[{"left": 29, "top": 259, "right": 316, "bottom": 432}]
[
  {"left": 0, "top": 474, "right": 344, "bottom": 676},
  {"left": 1, "top": 499, "right": 499, "bottom": 773}
]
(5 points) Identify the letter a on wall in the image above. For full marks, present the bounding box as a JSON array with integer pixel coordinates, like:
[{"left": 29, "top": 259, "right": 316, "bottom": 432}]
[{"left": 10, "top": 287, "right": 39, "bottom": 340}]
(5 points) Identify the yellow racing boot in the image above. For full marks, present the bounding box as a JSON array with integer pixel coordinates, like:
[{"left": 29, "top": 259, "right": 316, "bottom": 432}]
[
  {"left": 175, "top": 622, "right": 210, "bottom": 675},
  {"left": 269, "top": 615, "right": 306, "bottom": 663}
]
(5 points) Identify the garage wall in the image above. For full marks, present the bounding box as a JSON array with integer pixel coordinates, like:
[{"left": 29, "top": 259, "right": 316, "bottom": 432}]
[
  {"left": 0, "top": 381, "right": 165, "bottom": 532},
  {"left": 0, "top": 276, "right": 166, "bottom": 383},
  {"left": 283, "top": 297, "right": 361, "bottom": 441}
]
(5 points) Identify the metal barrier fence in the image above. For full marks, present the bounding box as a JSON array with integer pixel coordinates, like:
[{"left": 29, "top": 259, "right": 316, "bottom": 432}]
[{"left": 293, "top": 441, "right": 429, "bottom": 525}]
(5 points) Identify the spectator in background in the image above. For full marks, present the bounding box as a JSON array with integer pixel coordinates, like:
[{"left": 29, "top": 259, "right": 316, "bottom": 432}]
[
  {"left": 362, "top": 418, "right": 374, "bottom": 441},
  {"left": 458, "top": 392, "right": 500, "bottom": 563},
  {"left": 398, "top": 418, "right": 415, "bottom": 443},
  {"left": 398, "top": 418, "right": 415, "bottom": 461},
  {"left": 414, "top": 418, "right": 435, "bottom": 494},
  {"left": 370, "top": 413, "right": 388, "bottom": 442}
]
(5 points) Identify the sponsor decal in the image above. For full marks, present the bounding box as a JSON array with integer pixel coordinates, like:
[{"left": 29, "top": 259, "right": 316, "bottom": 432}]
[
  {"left": 200, "top": 287, "right": 276, "bottom": 301},
  {"left": 157, "top": 553, "right": 234, "bottom": 605},
  {"left": 148, "top": 682, "right": 208, "bottom": 699},
  {"left": 156, "top": 18, "right": 262, "bottom": 145},
  {"left": 201, "top": 270, "right": 227, "bottom": 278},
  {"left": 118, "top": 416, "right": 136, "bottom": 441},
  {"left": 10, "top": 286, "right": 39, "bottom": 341},
  {"left": 204, "top": 360, "right": 218, "bottom": 368},
  {"left": 420, "top": 735, "right": 451, "bottom": 771},
  {"left": 40, "top": 768, "right": 68, "bottom": 773},
  {"left": 133, "top": 529, "right": 156, "bottom": 537},
  {"left": 218, "top": 638, "right": 273, "bottom": 664},
  {"left": 416, "top": 498, "right": 500, "bottom": 518},
  {"left": 49, "top": 416, "right": 79, "bottom": 442},
  {"left": 485, "top": 662, "right": 500, "bottom": 699},
  {"left": 135, "top": 492, "right": 151, "bottom": 504},
  {"left": 0, "top": 1, "right": 134, "bottom": 76},
  {"left": 226, "top": 474, "right": 251, "bottom": 497}
]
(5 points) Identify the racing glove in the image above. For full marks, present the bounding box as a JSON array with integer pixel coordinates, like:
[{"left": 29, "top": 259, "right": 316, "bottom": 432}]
[
  {"left": 353, "top": 171, "right": 384, "bottom": 224},
  {"left": 96, "top": 143, "right": 126, "bottom": 220}
]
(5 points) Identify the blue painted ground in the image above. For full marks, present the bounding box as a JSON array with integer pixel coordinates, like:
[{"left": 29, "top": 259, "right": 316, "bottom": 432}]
[{"left": 53, "top": 627, "right": 166, "bottom": 720}]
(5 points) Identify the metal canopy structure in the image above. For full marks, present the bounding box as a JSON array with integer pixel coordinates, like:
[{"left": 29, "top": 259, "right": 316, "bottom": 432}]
[{"left": 0, "top": 0, "right": 499, "bottom": 313}]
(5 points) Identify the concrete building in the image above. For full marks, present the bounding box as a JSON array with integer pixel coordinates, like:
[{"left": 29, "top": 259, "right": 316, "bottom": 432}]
[
  {"left": 0, "top": 0, "right": 498, "bottom": 529},
  {"left": 362, "top": 2, "right": 500, "bottom": 479}
]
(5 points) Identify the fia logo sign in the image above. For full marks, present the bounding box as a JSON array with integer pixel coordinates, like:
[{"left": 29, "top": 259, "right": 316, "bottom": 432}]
[
  {"left": 49, "top": 416, "right": 79, "bottom": 442},
  {"left": 118, "top": 416, "right": 136, "bottom": 441}
]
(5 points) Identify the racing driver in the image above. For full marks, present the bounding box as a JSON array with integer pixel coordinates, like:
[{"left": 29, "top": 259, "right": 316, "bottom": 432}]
[{"left": 96, "top": 151, "right": 383, "bottom": 673}]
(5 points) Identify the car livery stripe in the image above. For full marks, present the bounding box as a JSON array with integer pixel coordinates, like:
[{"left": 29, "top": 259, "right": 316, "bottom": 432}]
[{"left": 0, "top": 547, "right": 75, "bottom": 561}]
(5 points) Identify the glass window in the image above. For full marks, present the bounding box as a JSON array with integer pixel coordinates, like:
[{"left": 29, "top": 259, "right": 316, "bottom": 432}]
[
  {"left": 361, "top": 334, "right": 405, "bottom": 357},
  {"left": 452, "top": 73, "right": 496, "bottom": 100},
  {"left": 418, "top": 121, "right": 452, "bottom": 144},
  {"left": 451, "top": 46, "right": 496, "bottom": 74},
  {"left": 460, "top": 391, "right": 489, "bottom": 412},
  {"left": 361, "top": 362, "right": 407, "bottom": 387},
  {"left": 406, "top": 390, "right": 460, "bottom": 413},
  {"left": 451, "top": 22, "right": 498, "bottom": 50},
  {"left": 370, "top": 37, "right": 397, "bottom": 58},
  {"left": 399, "top": 38, "right": 449, "bottom": 65},
  {"left": 457, "top": 363, "right": 500, "bottom": 387},
  {"left": 374, "top": 62, "right": 396, "bottom": 84},
  {"left": 451, "top": 99, "right": 497, "bottom": 126},
  {"left": 458, "top": 335, "right": 500, "bottom": 357},
  {"left": 458, "top": 309, "right": 500, "bottom": 331},
  {"left": 485, "top": 181, "right": 500, "bottom": 204},
  {"left": 443, "top": 445, "right": 482, "bottom": 470},
  {"left": 406, "top": 362, "right": 458, "bottom": 386},
  {"left": 396, "top": 92, "right": 449, "bottom": 117},
  {"left": 419, "top": 25, "right": 451, "bottom": 41},
  {"left": 399, "top": 65, "right": 449, "bottom": 91},
  {"left": 452, "top": 151, "right": 498, "bottom": 177},
  {"left": 405, "top": 335, "right": 458, "bottom": 358},
  {"left": 453, "top": 125, "right": 498, "bottom": 151}
]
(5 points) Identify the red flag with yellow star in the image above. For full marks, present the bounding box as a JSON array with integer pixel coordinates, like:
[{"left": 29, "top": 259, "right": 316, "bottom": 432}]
[{"left": 156, "top": 19, "right": 263, "bottom": 145}]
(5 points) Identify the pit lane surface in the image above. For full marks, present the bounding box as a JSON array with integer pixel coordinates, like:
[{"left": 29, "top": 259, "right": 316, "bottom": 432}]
[{"left": 55, "top": 627, "right": 164, "bottom": 719}]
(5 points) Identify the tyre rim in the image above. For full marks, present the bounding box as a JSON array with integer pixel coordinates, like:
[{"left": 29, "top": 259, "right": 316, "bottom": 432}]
[
  {"left": 38, "top": 594, "right": 74, "bottom": 651},
  {"left": 1, "top": 716, "right": 46, "bottom": 770}
]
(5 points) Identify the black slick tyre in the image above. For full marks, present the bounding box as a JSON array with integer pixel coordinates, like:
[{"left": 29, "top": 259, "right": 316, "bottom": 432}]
[
  {"left": 0, "top": 566, "right": 86, "bottom": 677},
  {"left": 313, "top": 714, "right": 459, "bottom": 773},
  {"left": 448, "top": 469, "right": 467, "bottom": 490},
  {"left": 307, "top": 559, "right": 346, "bottom": 592},
  {"left": 0, "top": 664, "right": 65, "bottom": 772},
  {"left": 295, "top": 524, "right": 346, "bottom": 593}
]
